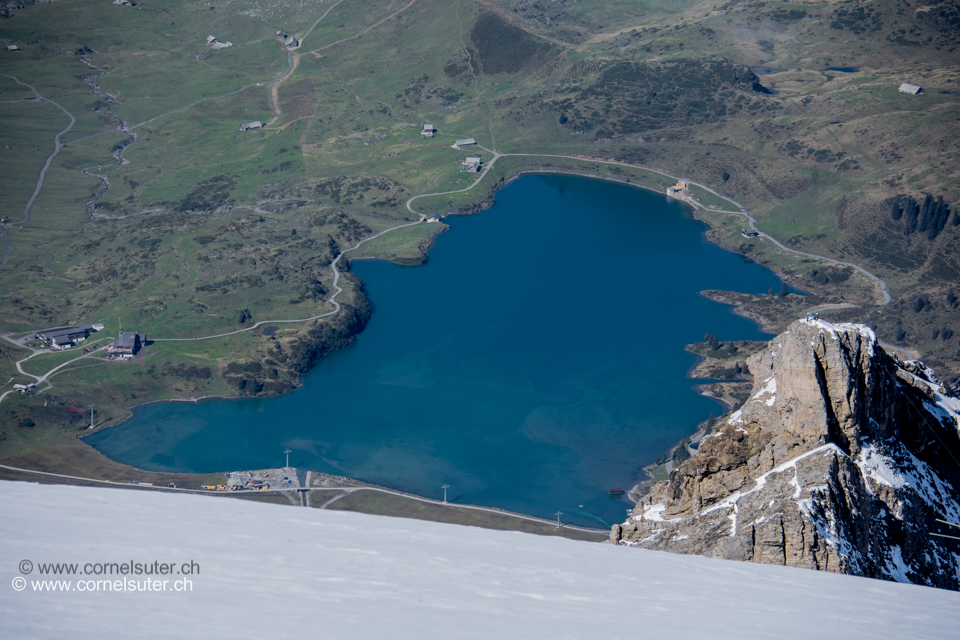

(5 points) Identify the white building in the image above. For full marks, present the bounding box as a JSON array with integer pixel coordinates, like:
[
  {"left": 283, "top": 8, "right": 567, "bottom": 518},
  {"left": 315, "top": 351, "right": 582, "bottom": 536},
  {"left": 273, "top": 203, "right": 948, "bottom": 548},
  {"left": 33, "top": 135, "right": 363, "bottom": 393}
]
[
  {"left": 899, "top": 83, "right": 922, "bottom": 95},
  {"left": 206, "top": 35, "right": 233, "bottom": 49},
  {"left": 666, "top": 180, "right": 689, "bottom": 197},
  {"left": 422, "top": 124, "right": 436, "bottom": 138},
  {"left": 239, "top": 121, "right": 264, "bottom": 131},
  {"left": 452, "top": 138, "right": 476, "bottom": 149}
]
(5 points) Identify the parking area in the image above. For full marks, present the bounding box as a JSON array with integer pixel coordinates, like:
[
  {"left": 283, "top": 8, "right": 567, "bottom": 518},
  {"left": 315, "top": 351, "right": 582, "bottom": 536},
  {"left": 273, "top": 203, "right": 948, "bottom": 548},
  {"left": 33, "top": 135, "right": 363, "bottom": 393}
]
[{"left": 218, "top": 468, "right": 300, "bottom": 491}]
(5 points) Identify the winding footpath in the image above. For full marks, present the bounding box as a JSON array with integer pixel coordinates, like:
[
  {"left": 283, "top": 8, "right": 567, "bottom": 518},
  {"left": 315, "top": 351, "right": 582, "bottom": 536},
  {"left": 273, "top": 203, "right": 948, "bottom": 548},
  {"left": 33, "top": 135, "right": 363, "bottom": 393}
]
[
  {"left": 1, "top": 140, "right": 897, "bottom": 398},
  {"left": 412, "top": 147, "right": 890, "bottom": 303},
  {"left": 151, "top": 213, "right": 425, "bottom": 343},
  {"left": 0, "top": 74, "right": 77, "bottom": 269},
  {"left": 0, "top": 337, "right": 112, "bottom": 405},
  {"left": 154, "top": 141, "right": 895, "bottom": 346},
  {"left": 299, "top": 0, "right": 350, "bottom": 44},
  {"left": 70, "top": 0, "right": 349, "bottom": 141},
  {"left": 497, "top": 152, "right": 892, "bottom": 304},
  {"left": 0, "top": 0, "right": 348, "bottom": 270}
]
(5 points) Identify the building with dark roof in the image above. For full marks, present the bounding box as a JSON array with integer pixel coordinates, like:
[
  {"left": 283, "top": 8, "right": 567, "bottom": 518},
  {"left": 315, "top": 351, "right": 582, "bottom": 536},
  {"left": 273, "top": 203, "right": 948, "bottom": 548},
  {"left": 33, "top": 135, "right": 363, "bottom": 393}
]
[
  {"left": 109, "top": 331, "right": 145, "bottom": 356},
  {"left": 38, "top": 324, "right": 104, "bottom": 350}
]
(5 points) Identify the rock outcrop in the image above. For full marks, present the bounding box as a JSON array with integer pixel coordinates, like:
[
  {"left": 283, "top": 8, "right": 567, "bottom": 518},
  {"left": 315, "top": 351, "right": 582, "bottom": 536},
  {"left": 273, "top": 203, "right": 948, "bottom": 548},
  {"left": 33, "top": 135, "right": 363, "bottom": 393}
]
[{"left": 612, "top": 319, "right": 960, "bottom": 589}]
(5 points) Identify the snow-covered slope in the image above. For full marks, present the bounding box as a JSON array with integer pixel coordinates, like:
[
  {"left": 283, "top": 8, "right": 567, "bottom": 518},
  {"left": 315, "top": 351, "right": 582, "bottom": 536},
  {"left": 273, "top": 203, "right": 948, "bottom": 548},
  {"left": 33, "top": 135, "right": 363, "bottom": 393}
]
[{"left": 2, "top": 481, "right": 959, "bottom": 639}]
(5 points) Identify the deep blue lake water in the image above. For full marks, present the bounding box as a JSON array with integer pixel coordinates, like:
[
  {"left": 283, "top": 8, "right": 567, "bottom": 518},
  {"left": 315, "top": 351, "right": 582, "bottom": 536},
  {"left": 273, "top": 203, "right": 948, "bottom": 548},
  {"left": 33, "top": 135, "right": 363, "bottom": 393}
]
[{"left": 88, "top": 174, "right": 783, "bottom": 528}]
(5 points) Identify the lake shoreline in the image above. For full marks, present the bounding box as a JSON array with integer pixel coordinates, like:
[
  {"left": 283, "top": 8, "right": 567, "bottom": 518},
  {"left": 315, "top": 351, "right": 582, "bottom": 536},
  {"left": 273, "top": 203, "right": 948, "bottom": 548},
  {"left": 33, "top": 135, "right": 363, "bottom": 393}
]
[
  {"left": 80, "top": 173, "right": 788, "bottom": 527},
  {"left": 77, "top": 169, "right": 696, "bottom": 440}
]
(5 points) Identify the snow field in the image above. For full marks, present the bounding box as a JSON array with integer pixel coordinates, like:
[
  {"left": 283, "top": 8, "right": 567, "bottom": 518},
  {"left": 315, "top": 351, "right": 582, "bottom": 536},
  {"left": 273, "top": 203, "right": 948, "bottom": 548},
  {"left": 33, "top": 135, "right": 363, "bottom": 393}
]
[{"left": 2, "top": 481, "right": 959, "bottom": 639}]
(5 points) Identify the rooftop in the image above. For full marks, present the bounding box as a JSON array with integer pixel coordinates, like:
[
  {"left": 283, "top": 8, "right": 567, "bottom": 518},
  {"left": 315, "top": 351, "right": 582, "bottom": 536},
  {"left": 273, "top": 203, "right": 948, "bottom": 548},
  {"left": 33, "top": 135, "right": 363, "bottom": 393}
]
[
  {"left": 42, "top": 324, "right": 98, "bottom": 339},
  {"left": 115, "top": 332, "right": 138, "bottom": 348}
]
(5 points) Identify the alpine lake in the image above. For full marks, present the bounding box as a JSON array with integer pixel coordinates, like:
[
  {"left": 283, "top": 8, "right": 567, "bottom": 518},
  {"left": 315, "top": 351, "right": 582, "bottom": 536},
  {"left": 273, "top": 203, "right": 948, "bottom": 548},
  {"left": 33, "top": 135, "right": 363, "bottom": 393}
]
[{"left": 88, "top": 174, "right": 785, "bottom": 528}]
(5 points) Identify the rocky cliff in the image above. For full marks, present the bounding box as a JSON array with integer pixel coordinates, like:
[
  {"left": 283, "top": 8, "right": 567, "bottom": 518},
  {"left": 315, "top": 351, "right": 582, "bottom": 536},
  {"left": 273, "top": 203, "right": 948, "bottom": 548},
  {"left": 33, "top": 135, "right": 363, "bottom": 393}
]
[{"left": 612, "top": 318, "right": 960, "bottom": 589}]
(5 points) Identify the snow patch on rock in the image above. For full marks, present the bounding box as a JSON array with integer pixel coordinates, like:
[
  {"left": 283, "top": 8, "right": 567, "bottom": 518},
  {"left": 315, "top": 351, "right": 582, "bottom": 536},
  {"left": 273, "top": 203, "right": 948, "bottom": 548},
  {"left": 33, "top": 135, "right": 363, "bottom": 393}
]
[
  {"left": 883, "top": 546, "right": 913, "bottom": 583},
  {"left": 857, "top": 443, "right": 906, "bottom": 491},
  {"left": 641, "top": 503, "right": 668, "bottom": 522}
]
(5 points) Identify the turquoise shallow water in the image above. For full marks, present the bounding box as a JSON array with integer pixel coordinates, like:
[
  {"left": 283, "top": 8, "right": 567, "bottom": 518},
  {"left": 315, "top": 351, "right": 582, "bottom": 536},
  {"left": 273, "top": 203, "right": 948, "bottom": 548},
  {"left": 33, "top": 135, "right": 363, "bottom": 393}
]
[{"left": 88, "top": 174, "right": 783, "bottom": 528}]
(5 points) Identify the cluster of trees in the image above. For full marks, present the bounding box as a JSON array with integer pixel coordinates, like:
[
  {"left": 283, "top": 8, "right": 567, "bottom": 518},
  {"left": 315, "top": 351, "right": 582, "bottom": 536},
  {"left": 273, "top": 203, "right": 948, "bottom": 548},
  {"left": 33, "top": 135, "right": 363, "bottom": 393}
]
[
  {"left": 890, "top": 194, "right": 957, "bottom": 240},
  {"left": 703, "top": 333, "right": 722, "bottom": 350}
]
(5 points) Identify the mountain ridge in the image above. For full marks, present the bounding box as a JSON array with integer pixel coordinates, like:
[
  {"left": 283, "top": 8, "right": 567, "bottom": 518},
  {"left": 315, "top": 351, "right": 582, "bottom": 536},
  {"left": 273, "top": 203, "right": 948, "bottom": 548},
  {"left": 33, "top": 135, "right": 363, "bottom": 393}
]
[{"left": 613, "top": 318, "right": 960, "bottom": 589}]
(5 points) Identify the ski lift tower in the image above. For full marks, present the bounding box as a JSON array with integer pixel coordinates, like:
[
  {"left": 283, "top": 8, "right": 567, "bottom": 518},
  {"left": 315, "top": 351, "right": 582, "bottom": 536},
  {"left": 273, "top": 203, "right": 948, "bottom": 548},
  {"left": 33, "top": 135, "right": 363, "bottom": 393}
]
[{"left": 284, "top": 449, "right": 292, "bottom": 469}]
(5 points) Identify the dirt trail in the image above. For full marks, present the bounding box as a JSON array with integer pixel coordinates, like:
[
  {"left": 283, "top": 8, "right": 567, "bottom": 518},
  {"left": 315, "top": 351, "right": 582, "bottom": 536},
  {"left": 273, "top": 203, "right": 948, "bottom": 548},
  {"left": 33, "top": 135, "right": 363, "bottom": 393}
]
[
  {"left": 151, "top": 213, "right": 425, "bottom": 343},
  {"left": 0, "top": 74, "right": 77, "bottom": 270},
  {"left": 308, "top": 0, "right": 418, "bottom": 57},
  {"left": 266, "top": 52, "right": 301, "bottom": 127}
]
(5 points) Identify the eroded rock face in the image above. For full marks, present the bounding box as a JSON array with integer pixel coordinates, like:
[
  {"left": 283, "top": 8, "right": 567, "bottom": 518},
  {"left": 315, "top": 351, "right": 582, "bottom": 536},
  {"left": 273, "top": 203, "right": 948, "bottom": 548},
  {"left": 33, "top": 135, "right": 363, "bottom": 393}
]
[{"left": 613, "top": 319, "right": 960, "bottom": 590}]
